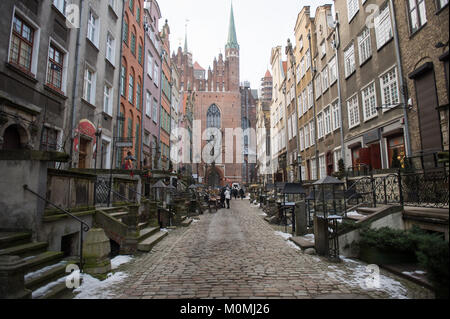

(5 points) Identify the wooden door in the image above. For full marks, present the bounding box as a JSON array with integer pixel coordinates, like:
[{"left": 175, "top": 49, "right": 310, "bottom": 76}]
[
  {"left": 369, "top": 143, "right": 382, "bottom": 170},
  {"left": 79, "top": 138, "right": 88, "bottom": 168}
]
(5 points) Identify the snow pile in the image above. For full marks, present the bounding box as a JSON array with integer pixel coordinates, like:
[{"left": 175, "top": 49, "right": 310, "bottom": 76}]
[
  {"left": 259, "top": 212, "right": 267, "bottom": 217},
  {"left": 286, "top": 240, "right": 301, "bottom": 251},
  {"left": 111, "top": 255, "right": 133, "bottom": 270},
  {"left": 303, "top": 234, "right": 315, "bottom": 242},
  {"left": 74, "top": 271, "right": 128, "bottom": 299},
  {"left": 347, "top": 211, "right": 364, "bottom": 217},
  {"left": 274, "top": 231, "right": 292, "bottom": 240},
  {"left": 402, "top": 270, "right": 426, "bottom": 277},
  {"left": 32, "top": 275, "right": 68, "bottom": 299},
  {"left": 25, "top": 261, "right": 67, "bottom": 281},
  {"left": 327, "top": 257, "right": 409, "bottom": 299}
]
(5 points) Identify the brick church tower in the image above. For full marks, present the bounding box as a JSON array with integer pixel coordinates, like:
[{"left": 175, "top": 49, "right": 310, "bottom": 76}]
[{"left": 172, "top": 3, "right": 246, "bottom": 187}]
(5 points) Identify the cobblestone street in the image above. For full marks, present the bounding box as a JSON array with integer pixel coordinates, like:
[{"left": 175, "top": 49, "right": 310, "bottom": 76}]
[{"left": 106, "top": 200, "right": 433, "bottom": 299}]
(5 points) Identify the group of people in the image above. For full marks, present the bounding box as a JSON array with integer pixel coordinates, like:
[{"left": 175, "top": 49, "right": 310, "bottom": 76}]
[{"left": 220, "top": 186, "right": 245, "bottom": 209}]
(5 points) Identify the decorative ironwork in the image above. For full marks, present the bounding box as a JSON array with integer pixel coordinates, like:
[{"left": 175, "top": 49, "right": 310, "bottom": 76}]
[{"left": 94, "top": 177, "right": 111, "bottom": 207}]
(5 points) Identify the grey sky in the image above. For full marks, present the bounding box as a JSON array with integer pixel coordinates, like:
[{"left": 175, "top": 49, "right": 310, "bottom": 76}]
[{"left": 158, "top": 0, "right": 333, "bottom": 92}]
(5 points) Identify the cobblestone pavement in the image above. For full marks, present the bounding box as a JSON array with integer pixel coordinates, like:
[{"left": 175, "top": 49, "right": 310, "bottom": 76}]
[{"left": 108, "top": 200, "right": 433, "bottom": 299}]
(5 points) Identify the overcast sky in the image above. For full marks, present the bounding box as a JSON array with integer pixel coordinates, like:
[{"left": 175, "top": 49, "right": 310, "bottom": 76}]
[{"left": 158, "top": 0, "right": 333, "bottom": 92}]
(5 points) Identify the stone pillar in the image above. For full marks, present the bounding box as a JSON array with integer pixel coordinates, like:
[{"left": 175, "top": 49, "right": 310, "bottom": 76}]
[
  {"left": 314, "top": 215, "right": 329, "bottom": 257},
  {"left": 120, "top": 204, "right": 139, "bottom": 254},
  {"left": 0, "top": 256, "right": 31, "bottom": 299},
  {"left": 295, "top": 201, "right": 308, "bottom": 237},
  {"left": 148, "top": 201, "right": 159, "bottom": 227},
  {"left": 172, "top": 197, "right": 185, "bottom": 226},
  {"left": 82, "top": 229, "right": 111, "bottom": 277}
]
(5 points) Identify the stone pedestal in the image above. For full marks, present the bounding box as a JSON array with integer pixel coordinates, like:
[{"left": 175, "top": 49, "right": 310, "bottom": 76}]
[
  {"left": 295, "top": 201, "right": 308, "bottom": 237},
  {"left": 0, "top": 256, "right": 31, "bottom": 299},
  {"left": 82, "top": 229, "right": 111, "bottom": 276},
  {"left": 172, "top": 198, "right": 185, "bottom": 226},
  {"left": 120, "top": 204, "right": 140, "bottom": 254},
  {"left": 314, "top": 215, "right": 329, "bottom": 257}
]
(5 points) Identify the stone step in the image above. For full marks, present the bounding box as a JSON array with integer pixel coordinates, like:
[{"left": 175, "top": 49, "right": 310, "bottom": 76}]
[
  {"left": 181, "top": 218, "right": 192, "bottom": 227},
  {"left": 0, "top": 242, "right": 48, "bottom": 258},
  {"left": 138, "top": 227, "right": 160, "bottom": 242},
  {"left": 25, "top": 261, "right": 68, "bottom": 291},
  {"left": 0, "top": 232, "right": 31, "bottom": 249},
  {"left": 33, "top": 278, "right": 71, "bottom": 299},
  {"left": 138, "top": 222, "right": 149, "bottom": 231},
  {"left": 21, "top": 251, "right": 65, "bottom": 274},
  {"left": 137, "top": 231, "right": 168, "bottom": 252},
  {"left": 289, "top": 236, "right": 315, "bottom": 250},
  {"left": 109, "top": 211, "right": 129, "bottom": 219}
]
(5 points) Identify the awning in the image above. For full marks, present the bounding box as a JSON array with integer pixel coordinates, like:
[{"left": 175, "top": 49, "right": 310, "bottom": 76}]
[{"left": 282, "top": 183, "right": 306, "bottom": 195}]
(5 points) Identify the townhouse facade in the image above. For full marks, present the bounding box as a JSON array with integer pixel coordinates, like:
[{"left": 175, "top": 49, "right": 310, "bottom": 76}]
[
  {"left": 142, "top": 0, "right": 162, "bottom": 170},
  {"left": 159, "top": 20, "right": 171, "bottom": 171}
]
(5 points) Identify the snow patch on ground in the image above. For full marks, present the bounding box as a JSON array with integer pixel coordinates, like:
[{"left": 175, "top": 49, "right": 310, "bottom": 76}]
[
  {"left": 326, "top": 257, "right": 409, "bottom": 299},
  {"left": 259, "top": 212, "right": 267, "bottom": 217},
  {"left": 274, "top": 231, "right": 292, "bottom": 240},
  {"left": 191, "top": 219, "right": 200, "bottom": 223},
  {"left": 74, "top": 271, "right": 128, "bottom": 299},
  {"left": 303, "top": 234, "right": 315, "bottom": 242},
  {"left": 160, "top": 228, "right": 169, "bottom": 232},
  {"left": 402, "top": 270, "right": 426, "bottom": 276},
  {"left": 286, "top": 240, "right": 301, "bottom": 251},
  {"left": 347, "top": 211, "right": 364, "bottom": 217},
  {"left": 32, "top": 275, "right": 67, "bottom": 299},
  {"left": 25, "top": 261, "right": 67, "bottom": 281},
  {"left": 111, "top": 256, "right": 133, "bottom": 270}
]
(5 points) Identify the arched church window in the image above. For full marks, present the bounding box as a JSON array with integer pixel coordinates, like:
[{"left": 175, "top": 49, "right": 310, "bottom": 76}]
[{"left": 207, "top": 104, "right": 221, "bottom": 129}]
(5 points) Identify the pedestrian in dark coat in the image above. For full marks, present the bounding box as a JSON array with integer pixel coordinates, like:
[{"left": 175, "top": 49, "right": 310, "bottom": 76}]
[
  {"left": 239, "top": 188, "right": 245, "bottom": 200},
  {"left": 220, "top": 188, "right": 225, "bottom": 208},
  {"left": 233, "top": 188, "right": 238, "bottom": 200}
]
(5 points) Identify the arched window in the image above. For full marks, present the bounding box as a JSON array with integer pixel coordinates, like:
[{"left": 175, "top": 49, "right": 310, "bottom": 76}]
[{"left": 207, "top": 104, "right": 221, "bottom": 129}]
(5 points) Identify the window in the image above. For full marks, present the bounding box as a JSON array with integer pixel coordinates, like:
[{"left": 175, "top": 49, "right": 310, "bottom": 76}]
[
  {"left": 296, "top": 65, "right": 301, "bottom": 83},
  {"left": 154, "top": 63, "right": 159, "bottom": 86},
  {"left": 358, "top": 28, "right": 372, "bottom": 64},
  {"left": 42, "top": 127, "right": 59, "bottom": 151},
  {"left": 319, "top": 155, "right": 326, "bottom": 178},
  {"left": 322, "top": 66, "right": 329, "bottom": 93},
  {"left": 321, "top": 41, "right": 326, "bottom": 57},
  {"left": 437, "top": 0, "right": 449, "bottom": 10},
  {"left": 123, "top": 19, "right": 128, "bottom": 44},
  {"left": 308, "top": 83, "right": 314, "bottom": 109},
  {"left": 103, "top": 85, "right": 112, "bottom": 115},
  {"left": 362, "top": 82, "right": 378, "bottom": 120},
  {"left": 317, "top": 112, "right": 324, "bottom": 138},
  {"left": 344, "top": 44, "right": 355, "bottom": 77},
  {"left": 334, "top": 149, "right": 342, "bottom": 173},
  {"left": 144, "top": 132, "right": 150, "bottom": 146},
  {"left": 147, "top": 53, "right": 153, "bottom": 78},
  {"left": 299, "top": 36, "right": 304, "bottom": 51},
  {"left": 136, "top": 82, "right": 141, "bottom": 110},
  {"left": 311, "top": 158, "right": 317, "bottom": 180},
  {"left": 106, "top": 33, "right": 115, "bottom": 64},
  {"left": 9, "top": 15, "right": 35, "bottom": 72},
  {"left": 87, "top": 10, "right": 99, "bottom": 47},
  {"left": 288, "top": 116, "right": 292, "bottom": 140},
  {"left": 299, "top": 128, "right": 305, "bottom": 151},
  {"left": 146, "top": 91, "right": 151, "bottom": 117},
  {"left": 408, "top": 0, "right": 427, "bottom": 33},
  {"left": 306, "top": 49, "right": 311, "bottom": 70},
  {"left": 329, "top": 56, "right": 337, "bottom": 84},
  {"left": 309, "top": 120, "right": 315, "bottom": 146},
  {"left": 129, "top": 0, "right": 134, "bottom": 13},
  {"left": 380, "top": 67, "right": 399, "bottom": 108},
  {"left": 136, "top": 5, "right": 141, "bottom": 23},
  {"left": 83, "top": 67, "right": 96, "bottom": 104},
  {"left": 138, "top": 44, "right": 142, "bottom": 64},
  {"left": 347, "top": 0, "right": 359, "bottom": 22},
  {"left": 128, "top": 74, "right": 134, "bottom": 104},
  {"left": 315, "top": 74, "right": 322, "bottom": 99},
  {"left": 374, "top": 4, "right": 393, "bottom": 49},
  {"left": 47, "top": 44, "right": 64, "bottom": 90},
  {"left": 292, "top": 115, "right": 297, "bottom": 137},
  {"left": 152, "top": 99, "right": 158, "bottom": 122},
  {"left": 120, "top": 64, "right": 126, "bottom": 96},
  {"left": 298, "top": 95, "right": 303, "bottom": 117},
  {"left": 300, "top": 57, "right": 305, "bottom": 78},
  {"left": 305, "top": 123, "right": 310, "bottom": 148},
  {"left": 108, "top": 0, "right": 116, "bottom": 11},
  {"left": 332, "top": 100, "right": 341, "bottom": 131},
  {"left": 131, "top": 33, "right": 136, "bottom": 55},
  {"left": 53, "top": 0, "right": 67, "bottom": 14},
  {"left": 302, "top": 89, "right": 308, "bottom": 114},
  {"left": 207, "top": 105, "right": 221, "bottom": 129},
  {"left": 347, "top": 95, "right": 360, "bottom": 128},
  {"left": 324, "top": 106, "right": 332, "bottom": 135}
]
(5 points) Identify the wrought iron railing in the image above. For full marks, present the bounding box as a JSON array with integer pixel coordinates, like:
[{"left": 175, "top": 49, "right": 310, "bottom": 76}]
[{"left": 23, "top": 185, "right": 90, "bottom": 272}]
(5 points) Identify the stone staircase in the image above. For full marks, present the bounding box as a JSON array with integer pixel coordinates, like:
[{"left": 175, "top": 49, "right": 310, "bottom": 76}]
[
  {"left": 95, "top": 206, "right": 169, "bottom": 254},
  {"left": 0, "top": 231, "right": 74, "bottom": 299}
]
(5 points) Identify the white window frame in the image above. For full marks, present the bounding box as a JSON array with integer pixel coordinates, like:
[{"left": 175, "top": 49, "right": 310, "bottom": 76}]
[
  {"left": 347, "top": 94, "right": 360, "bottom": 129},
  {"left": 103, "top": 83, "right": 113, "bottom": 115},
  {"left": 106, "top": 32, "right": 115, "bottom": 65},
  {"left": 329, "top": 55, "right": 337, "bottom": 85},
  {"left": 344, "top": 43, "right": 355, "bottom": 78},
  {"left": 324, "top": 106, "right": 332, "bottom": 135},
  {"left": 319, "top": 154, "right": 326, "bottom": 179},
  {"left": 46, "top": 37, "right": 69, "bottom": 94},
  {"left": 333, "top": 147, "right": 342, "bottom": 173},
  {"left": 87, "top": 9, "right": 100, "bottom": 47},
  {"left": 53, "top": 0, "right": 67, "bottom": 15},
  {"left": 83, "top": 66, "right": 96, "bottom": 104},
  {"left": 379, "top": 66, "right": 400, "bottom": 111},
  {"left": 332, "top": 100, "right": 341, "bottom": 131},
  {"left": 374, "top": 4, "right": 393, "bottom": 50},
  {"left": 347, "top": 0, "right": 359, "bottom": 22},
  {"left": 358, "top": 27, "right": 372, "bottom": 65},
  {"left": 322, "top": 65, "right": 329, "bottom": 93},
  {"left": 317, "top": 112, "right": 324, "bottom": 139},
  {"left": 362, "top": 81, "right": 378, "bottom": 121}
]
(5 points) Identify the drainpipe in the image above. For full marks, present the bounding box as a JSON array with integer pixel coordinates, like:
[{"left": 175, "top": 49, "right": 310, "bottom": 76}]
[
  {"left": 69, "top": 0, "right": 85, "bottom": 168},
  {"left": 333, "top": 18, "right": 346, "bottom": 166},
  {"left": 308, "top": 31, "right": 319, "bottom": 179},
  {"left": 158, "top": 49, "right": 164, "bottom": 170},
  {"left": 389, "top": 0, "right": 412, "bottom": 158}
]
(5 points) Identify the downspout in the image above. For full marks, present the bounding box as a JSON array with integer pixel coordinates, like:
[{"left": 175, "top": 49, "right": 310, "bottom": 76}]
[
  {"left": 389, "top": 0, "right": 412, "bottom": 158},
  {"left": 157, "top": 49, "right": 164, "bottom": 170},
  {"left": 69, "top": 0, "right": 84, "bottom": 168},
  {"left": 333, "top": 18, "right": 346, "bottom": 165},
  {"left": 308, "top": 30, "right": 319, "bottom": 178}
]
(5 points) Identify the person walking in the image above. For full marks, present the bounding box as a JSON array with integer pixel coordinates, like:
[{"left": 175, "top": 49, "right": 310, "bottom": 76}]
[
  {"left": 225, "top": 188, "right": 231, "bottom": 209},
  {"left": 220, "top": 188, "right": 225, "bottom": 208},
  {"left": 239, "top": 188, "right": 245, "bottom": 200},
  {"left": 233, "top": 188, "right": 238, "bottom": 200}
]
